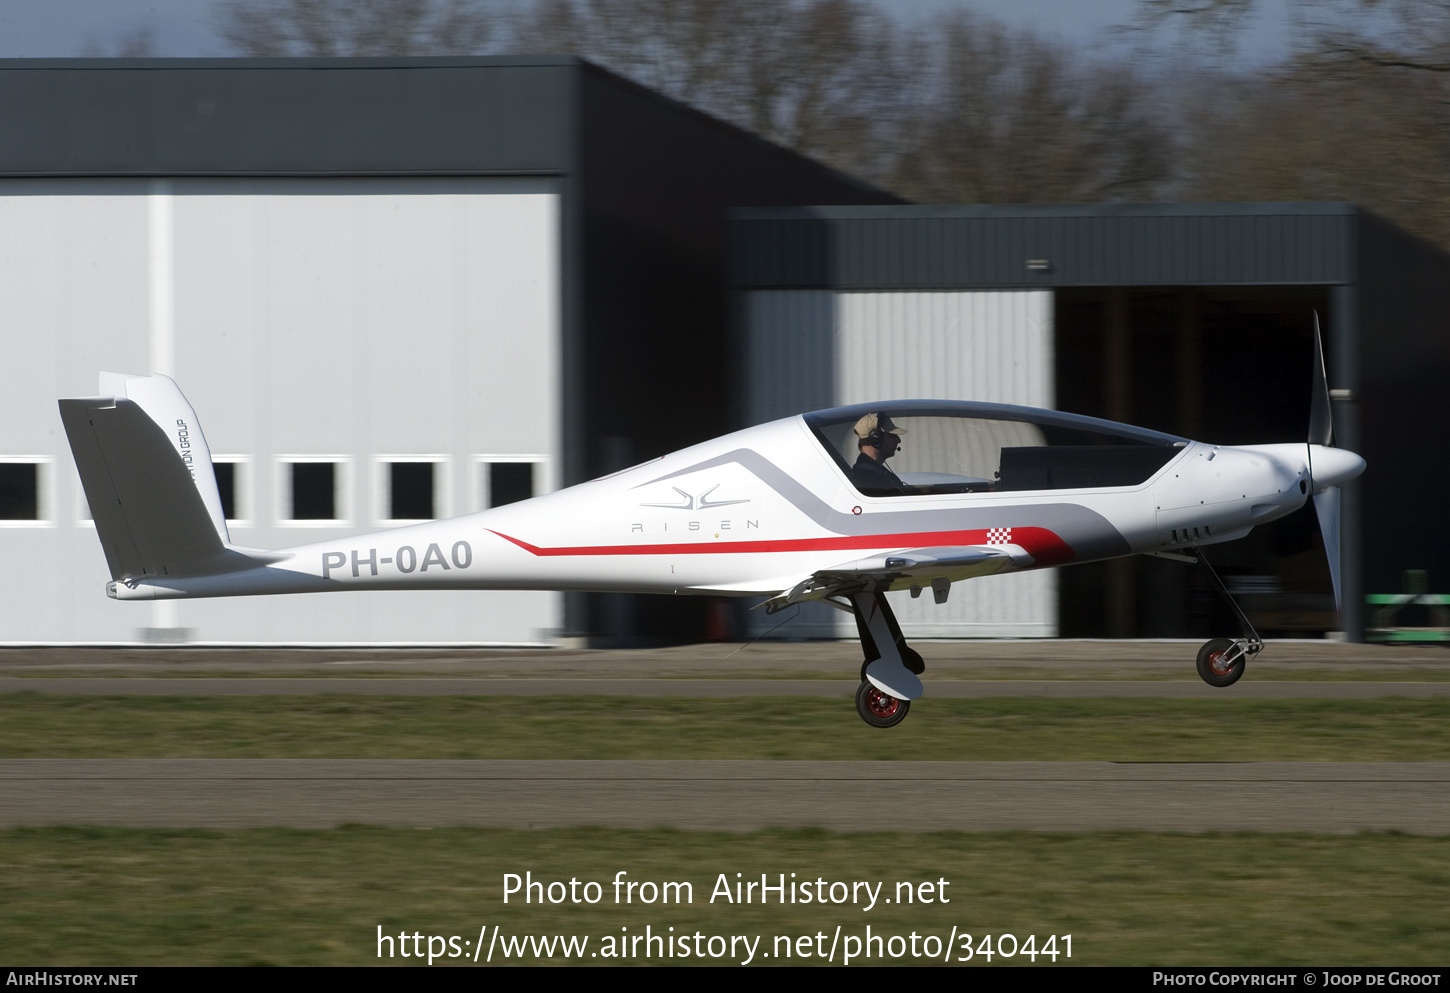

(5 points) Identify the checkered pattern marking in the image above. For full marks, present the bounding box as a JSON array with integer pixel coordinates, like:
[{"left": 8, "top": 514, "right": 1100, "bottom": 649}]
[{"left": 986, "top": 527, "right": 1012, "bottom": 546}]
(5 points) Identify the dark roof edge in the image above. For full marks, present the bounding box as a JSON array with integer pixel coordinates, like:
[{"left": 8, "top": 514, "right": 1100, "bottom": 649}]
[
  {"left": 575, "top": 61, "right": 904, "bottom": 205},
  {"left": 0, "top": 56, "right": 899, "bottom": 201},
  {"left": 1356, "top": 205, "right": 1450, "bottom": 264},
  {"left": 0, "top": 55, "right": 584, "bottom": 70},
  {"left": 0, "top": 170, "right": 568, "bottom": 180},
  {"left": 734, "top": 202, "right": 1357, "bottom": 220}
]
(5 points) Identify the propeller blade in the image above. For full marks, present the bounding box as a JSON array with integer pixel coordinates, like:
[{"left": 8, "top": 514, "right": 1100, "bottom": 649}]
[
  {"left": 1313, "top": 486, "right": 1342, "bottom": 613},
  {"left": 1308, "top": 313, "right": 1344, "bottom": 617},
  {"left": 1309, "top": 312, "right": 1333, "bottom": 448}
]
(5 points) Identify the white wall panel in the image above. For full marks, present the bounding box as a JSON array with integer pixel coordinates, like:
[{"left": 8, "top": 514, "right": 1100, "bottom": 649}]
[
  {"left": 0, "top": 184, "right": 152, "bottom": 449},
  {"left": 838, "top": 291, "right": 1057, "bottom": 637},
  {"left": 836, "top": 291, "right": 1053, "bottom": 408},
  {"left": 0, "top": 178, "right": 562, "bottom": 643},
  {"left": 743, "top": 289, "right": 1058, "bottom": 639}
]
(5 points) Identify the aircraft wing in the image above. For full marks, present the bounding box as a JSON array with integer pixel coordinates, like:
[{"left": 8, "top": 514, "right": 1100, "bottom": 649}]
[{"left": 759, "top": 544, "right": 1022, "bottom": 613}]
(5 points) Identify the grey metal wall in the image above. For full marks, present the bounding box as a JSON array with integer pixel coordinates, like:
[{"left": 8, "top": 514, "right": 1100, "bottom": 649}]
[
  {"left": 743, "top": 291, "right": 836, "bottom": 426},
  {"left": 0, "top": 58, "right": 575, "bottom": 177},
  {"left": 1354, "top": 211, "right": 1450, "bottom": 599}
]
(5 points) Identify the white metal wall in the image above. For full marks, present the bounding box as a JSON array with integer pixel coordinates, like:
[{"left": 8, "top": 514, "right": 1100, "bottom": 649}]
[
  {"left": 0, "top": 177, "right": 563, "bottom": 644},
  {"left": 744, "top": 289, "right": 1057, "bottom": 638}
]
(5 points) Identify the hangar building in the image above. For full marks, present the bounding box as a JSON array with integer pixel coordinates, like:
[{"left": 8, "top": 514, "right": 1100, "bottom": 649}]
[
  {"left": 0, "top": 57, "right": 894, "bottom": 645},
  {"left": 733, "top": 204, "right": 1450, "bottom": 642}
]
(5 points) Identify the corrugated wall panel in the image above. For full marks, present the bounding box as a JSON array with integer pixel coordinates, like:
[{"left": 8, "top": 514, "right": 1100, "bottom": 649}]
[
  {"left": 733, "top": 204, "right": 1358, "bottom": 290},
  {"left": 837, "top": 291, "right": 1053, "bottom": 408}
]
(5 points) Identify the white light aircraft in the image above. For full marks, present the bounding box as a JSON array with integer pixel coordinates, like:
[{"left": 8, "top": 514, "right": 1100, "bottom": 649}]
[{"left": 60, "top": 325, "right": 1363, "bottom": 727}]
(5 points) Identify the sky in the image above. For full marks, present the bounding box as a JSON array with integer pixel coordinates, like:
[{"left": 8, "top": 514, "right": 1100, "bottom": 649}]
[
  {"left": 0, "top": 1, "right": 226, "bottom": 57},
  {"left": 0, "top": 0, "right": 1298, "bottom": 63},
  {"left": 886, "top": 0, "right": 1296, "bottom": 66}
]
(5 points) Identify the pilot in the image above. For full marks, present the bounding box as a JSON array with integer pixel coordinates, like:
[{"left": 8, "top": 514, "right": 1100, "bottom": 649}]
[{"left": 850, "top": 412, "right": 910, "bottom": 495}]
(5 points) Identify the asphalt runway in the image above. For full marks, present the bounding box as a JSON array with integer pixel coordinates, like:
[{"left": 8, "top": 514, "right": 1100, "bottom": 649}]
[
  {"left": 5, "top": 760, "right": 1449, "bottom": 833},
  {"left": 5, "top": 642, "right": 1447, "bottom": 833},
  {"left": 3, "top": 639, "right": 1446, "bottom": 681}
]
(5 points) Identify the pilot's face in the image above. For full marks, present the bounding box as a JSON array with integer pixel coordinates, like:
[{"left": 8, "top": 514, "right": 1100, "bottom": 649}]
[{"left": 879, "top": 431, "right": 901, "bottom": 458}]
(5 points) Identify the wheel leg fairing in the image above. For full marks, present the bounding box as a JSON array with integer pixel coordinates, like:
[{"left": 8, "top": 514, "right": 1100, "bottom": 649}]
[{"left": 850, "top": 591, "right": 924, "bottom": 700}]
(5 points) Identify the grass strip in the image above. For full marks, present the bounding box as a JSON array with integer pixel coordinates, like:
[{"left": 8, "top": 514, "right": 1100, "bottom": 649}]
[
  {"left": 2, "top": 826, "right": 1445, "bottom": 966},
  {"left": 2, "top": 694, "right": 1450, "bottom": 760}
]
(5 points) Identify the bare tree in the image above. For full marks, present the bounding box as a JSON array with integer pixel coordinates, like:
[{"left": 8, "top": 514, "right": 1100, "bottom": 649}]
[
  {"left": 515, "top": 2, "right": 1175, "bottom": 203},
  {"left": 1136, "top": 0, "right": 1450, "bottom": 71},
  {"left": 1146, "top": 0, "right": 1450, "bottom": 250},
  {"left": 891, "top": 12, "right": 1174, "bottom": 203},
  {"left": 514, "top": 0, "right": 916, "bottom": 181},
  {"left": 213, "top": 0, "right": 1180, "bottom": 211},
  {"left": 1134, "top": 0, "right": 1265, "bottom": 52},
  {"left": 218, "top": 0, "right": 505, "bottom": 57},
  {"left": 1177, "top": 60, "right": 1450, "bottom": 249}
]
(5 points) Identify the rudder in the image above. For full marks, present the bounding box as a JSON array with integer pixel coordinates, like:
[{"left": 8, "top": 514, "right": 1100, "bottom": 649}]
[{"left": 60, "top": 374, "right": 232, "bottom": 584}]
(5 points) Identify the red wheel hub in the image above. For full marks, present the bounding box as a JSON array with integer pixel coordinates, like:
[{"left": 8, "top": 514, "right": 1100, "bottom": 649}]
[
  {"left": 864, "top": 687, "right": 901, "bottom": 718},
  {"left": 1208, "top": 650, "right": 1233, "bottom": 675}
]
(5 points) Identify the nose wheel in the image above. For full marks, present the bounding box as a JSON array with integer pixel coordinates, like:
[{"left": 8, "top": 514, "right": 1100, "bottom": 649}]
[
  {"left": 857, "top": 680, "right": 910, "bottom": 728},
  {"left": 1196, "top": 638, "right": 1248, "bottom": 687},
  {"left": 1193, "top": 551, "right": 1263, "bottom": 688}
]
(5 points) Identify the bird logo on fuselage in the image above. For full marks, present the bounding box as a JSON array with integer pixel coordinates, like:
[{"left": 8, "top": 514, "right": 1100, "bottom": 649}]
[{"left": 639, "top": 484, "right": 750, "bottom": 511}]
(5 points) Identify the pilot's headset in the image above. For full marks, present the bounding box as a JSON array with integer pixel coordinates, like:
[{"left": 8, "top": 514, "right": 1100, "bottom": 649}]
[{"left": 860, "top": 413, "right": 905, "bottom": 452}]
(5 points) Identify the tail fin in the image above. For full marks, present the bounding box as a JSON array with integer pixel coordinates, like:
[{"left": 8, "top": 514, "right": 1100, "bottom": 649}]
[{"left": 59, "top": 373, "right": 233, "bottom": 584}]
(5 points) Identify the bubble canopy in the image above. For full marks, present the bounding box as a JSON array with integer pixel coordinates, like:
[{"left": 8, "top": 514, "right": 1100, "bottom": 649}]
[{"left": 804, "top": 401, "right": 1188, "bottom": 498}]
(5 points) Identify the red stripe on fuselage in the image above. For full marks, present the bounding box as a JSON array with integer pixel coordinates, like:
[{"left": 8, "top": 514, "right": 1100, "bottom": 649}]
[{"left": 487, "top": 527, "right": 1075, "bottom": 566}]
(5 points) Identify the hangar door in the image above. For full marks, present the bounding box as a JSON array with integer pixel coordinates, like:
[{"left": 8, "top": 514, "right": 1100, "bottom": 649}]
[
  {"left": 0, "top": 177, "right": 562, "bottom": 644},
  {"left": 743, "top": 289, "right": 1056, "bottom": 638}
]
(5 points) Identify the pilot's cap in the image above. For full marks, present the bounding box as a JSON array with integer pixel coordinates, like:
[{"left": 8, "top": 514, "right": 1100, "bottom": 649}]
[{"left": 854, "top": 412, "right": 907, "bottom": 439}]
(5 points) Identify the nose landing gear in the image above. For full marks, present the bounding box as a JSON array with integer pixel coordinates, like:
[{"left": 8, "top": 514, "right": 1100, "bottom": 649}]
[{"left": 1193, "top": 551, "right": 1263, "bottom": 688}]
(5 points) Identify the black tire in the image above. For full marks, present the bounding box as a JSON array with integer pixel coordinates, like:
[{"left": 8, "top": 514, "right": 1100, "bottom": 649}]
[
  {"left": 856, "top": 680, "right": 910, "bottom": 728},
  {"left": 1196, "top": 638, "right": 1246, "bottom": 688}
]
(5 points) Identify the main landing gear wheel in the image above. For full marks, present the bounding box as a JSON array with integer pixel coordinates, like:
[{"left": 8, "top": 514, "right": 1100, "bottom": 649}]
[
  {"left": 1196, "top": 638, "right": 1246, "bottom": 688},
  {"left": 857, "top": 680, "right": 910, "bottom": 728}
]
